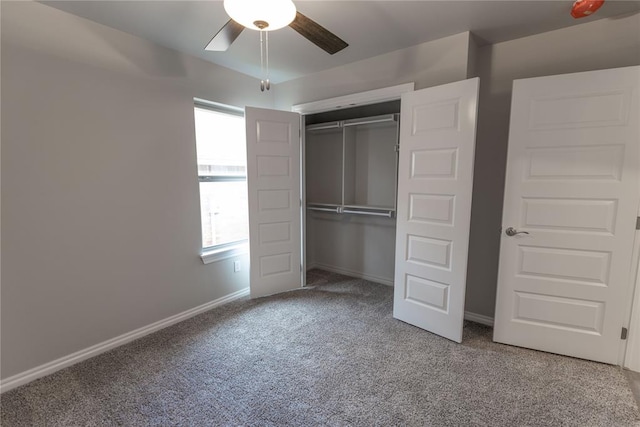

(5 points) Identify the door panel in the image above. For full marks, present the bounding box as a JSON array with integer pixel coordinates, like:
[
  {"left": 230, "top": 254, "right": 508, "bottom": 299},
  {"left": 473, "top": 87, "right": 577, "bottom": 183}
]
[
  {"left": 245, "top": 107, "right": 302, "bottom": 298},
  {"left": 494, "top": 66, "right": 640, "bottom": 364},
  {"left": 393, "top": 78, "right": 480, "bottom": 343}
]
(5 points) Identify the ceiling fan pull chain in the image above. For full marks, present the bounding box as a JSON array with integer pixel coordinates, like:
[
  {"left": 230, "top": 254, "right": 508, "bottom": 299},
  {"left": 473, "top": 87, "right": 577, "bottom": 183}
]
[
  {"left": 259, "top": 30, "right": 265, "bottom": 92},
  {"left": 265, "top": 30, "right": 270, "bottom": 90}
]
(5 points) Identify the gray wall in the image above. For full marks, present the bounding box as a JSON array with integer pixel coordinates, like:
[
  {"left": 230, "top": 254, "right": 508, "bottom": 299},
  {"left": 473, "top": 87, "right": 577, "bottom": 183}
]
[
  {"left": 464, "top": 12, "right": 640, "bottom": 318},
  {"left": 466, "top": 33, "right": 480, "bottom": 78},
  {"left": 307, "top": 214, "right": 397, "bottom": 285},
  {"left": 1, "top": 2, "right": 272, "bottom": 379},
  {"left": 274, "top": 32, "right": 473, "bottom": 109}
]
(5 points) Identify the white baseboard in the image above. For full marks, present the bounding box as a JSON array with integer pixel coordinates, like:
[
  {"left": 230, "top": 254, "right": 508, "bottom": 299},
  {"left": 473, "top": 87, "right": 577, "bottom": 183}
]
[
  {"left": 0, "top": 288, "right": 250, "bottom": 394},
  {"left": 464, "top": 311, "right": 494, "bottom": 327},
  {"left": 1, "top": 284, "right": 495, "bottom": 394},
  {"left": 308, "top": 263, "right": 394, "bottom": 287}
]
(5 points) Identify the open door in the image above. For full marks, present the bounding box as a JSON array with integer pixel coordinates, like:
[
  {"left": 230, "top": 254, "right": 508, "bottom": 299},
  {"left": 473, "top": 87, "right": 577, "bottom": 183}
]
[
  {"left": 393, "top": 78, "right": 480, "bottom": 343},
  {"left": 245, "top": 107, "right": 302, "bottom": 298},
  {"left": 494, "top": 66, "right": 640, "bottom": 364}
]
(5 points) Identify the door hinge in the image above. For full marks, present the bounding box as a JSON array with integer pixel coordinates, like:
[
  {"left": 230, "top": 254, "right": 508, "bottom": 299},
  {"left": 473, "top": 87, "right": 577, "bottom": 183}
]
[
  {"left": 636, "top": 217, "right": 640, "bottom": 230},
  {"left": 394, "top": 144, "right": 400, "bottom": 152},
  {"left": 621, "top": 327, "right": 628, "bottom": 340}
]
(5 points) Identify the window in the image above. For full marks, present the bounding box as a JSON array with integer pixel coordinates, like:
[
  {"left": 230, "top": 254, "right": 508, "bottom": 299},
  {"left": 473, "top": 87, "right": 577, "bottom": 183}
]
[{"left": 193, "top": 101, "right": 248, "bottom": 254}]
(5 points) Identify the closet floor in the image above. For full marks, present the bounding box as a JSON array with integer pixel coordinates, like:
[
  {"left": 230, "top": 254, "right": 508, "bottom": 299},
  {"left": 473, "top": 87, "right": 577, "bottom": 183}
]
[{"left": 305, "top": 268, "right": 350, "bottom": 286}]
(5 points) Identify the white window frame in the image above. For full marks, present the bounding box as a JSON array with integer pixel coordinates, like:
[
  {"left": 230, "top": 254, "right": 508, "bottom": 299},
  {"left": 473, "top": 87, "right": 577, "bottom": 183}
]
[{"left": 194, "top": 98, "right": 249, "bottom": 264}]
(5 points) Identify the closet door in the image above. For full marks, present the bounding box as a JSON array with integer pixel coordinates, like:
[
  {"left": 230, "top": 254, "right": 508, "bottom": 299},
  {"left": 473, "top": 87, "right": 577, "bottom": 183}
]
[
  {"left": 393, "top": 78, "right": 479, "bottom": 343},
  {"left": 245, "top": 107, "right": 302, "bottom": 298}
]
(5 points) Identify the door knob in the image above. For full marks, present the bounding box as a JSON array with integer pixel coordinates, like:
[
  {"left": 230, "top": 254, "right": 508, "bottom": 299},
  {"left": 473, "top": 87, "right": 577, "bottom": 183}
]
[{"left": 505, "top": 227, "right": 529, "bottom": 237}]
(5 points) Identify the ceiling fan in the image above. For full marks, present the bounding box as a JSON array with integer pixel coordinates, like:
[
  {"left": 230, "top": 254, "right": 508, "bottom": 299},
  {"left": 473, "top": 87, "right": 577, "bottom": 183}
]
[{"left": 204, "top": 0, "right": 348, "bottom": 55}]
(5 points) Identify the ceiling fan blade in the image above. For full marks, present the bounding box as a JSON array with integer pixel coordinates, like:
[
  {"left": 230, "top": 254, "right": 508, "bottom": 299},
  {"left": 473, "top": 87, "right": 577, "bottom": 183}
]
[
  {"left": 205, "top": 19, "right": 245, "bottom": 51},
  {"left": 289, "top": 12, "right": 348, "bottom": 55}
]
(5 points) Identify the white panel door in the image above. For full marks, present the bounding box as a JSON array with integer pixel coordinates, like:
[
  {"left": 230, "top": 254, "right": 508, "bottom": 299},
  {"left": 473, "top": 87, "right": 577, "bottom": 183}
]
[
  {"left": 393, "top": 78, "right": 479, "bottom": 343},
  {"left": 494, "top": 66, "right": 640, "bottom": 364},
  {"left": 245, "top": 107, "right": 302, "bottom": 298}
]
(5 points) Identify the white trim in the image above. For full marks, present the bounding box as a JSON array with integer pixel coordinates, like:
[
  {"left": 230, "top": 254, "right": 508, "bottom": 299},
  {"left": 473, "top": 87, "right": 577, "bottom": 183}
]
[
  {"left": 301, "top": 113, "right": 308, "bottom": 288},
  {"left": 292, "top": 83, "right": 415, "bottom": 115},
  {"left": 625, "top": 277, "right": 640, "bottom": 371},
  {"left": 0, "top": 288, "right": 250, "bottom": 394},
  {"left": 193, "top": 97, "right": 244, "bottom": 115},
  {"left": 464, "top": 311, "right": 495, "bottom": 327},
  {"left": 201, "top": 243, "right": 248, "bottom": 265},
  {"left": 624, "top": 227, "right": 640, "bottom": 372},
  {"left": 308, "top": 263, "right": 394, "bottom": 287}
]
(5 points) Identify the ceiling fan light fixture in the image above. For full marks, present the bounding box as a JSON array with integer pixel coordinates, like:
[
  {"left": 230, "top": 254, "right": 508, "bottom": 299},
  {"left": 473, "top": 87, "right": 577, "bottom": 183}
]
[{"left": 223, "top": 0, "right": 296, "bottom": 31}]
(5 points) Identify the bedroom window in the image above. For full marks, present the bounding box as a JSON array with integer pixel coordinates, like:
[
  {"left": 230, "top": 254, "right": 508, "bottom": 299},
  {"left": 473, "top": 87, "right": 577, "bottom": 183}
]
[{"left": 193, "top": 100, "right": 248, "bottom": 258}]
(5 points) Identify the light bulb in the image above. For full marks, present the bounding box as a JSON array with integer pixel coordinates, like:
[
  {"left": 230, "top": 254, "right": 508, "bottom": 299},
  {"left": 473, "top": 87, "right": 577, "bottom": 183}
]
[{"left": 224, "top": 0, "right": 296, "bottom": 31}]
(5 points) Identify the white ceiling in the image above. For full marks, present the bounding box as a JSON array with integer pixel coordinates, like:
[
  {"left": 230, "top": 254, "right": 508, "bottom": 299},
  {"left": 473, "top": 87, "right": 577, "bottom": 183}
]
[{"left": 41, "top": 1, "right": 640, "bottom": 84}]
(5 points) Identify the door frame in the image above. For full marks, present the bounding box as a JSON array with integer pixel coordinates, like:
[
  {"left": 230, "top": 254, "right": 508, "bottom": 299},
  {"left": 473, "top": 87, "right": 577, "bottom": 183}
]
[
  {"left": 292, "top": 83, "right": 416, "bottom": 287},
  {"left": 292, "top": 83, "right": 415, "bottom": 115},
  {"left": 623, "top": 205, "right": 640, "bottom": 370}
]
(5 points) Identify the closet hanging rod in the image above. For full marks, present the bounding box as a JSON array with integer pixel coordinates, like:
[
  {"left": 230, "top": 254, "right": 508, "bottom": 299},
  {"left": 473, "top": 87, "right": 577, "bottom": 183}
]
[
  {"left": 342, "top": 114, "right": 397, "bottom": 127},
  {"left": 307, "top": 205, "right": 395, "bottom": 218},
  {"left": 307, "top": 206, "right": 340, "bottom": 213},
  {"left": 342, "top": 208, "right": 394, "bottom": 218}
]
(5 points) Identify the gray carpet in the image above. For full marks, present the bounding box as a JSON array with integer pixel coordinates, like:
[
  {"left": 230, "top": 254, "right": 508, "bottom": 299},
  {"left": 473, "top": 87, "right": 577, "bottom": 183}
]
[
  {"left": 629, "top": 370, "right": 640, "bottom": 413},
  {"left": 2, "top": 269, "right": 639, "bottom": 426}
]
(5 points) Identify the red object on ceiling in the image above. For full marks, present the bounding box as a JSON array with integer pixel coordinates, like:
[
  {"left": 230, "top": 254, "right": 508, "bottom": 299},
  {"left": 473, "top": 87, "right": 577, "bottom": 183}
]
[{"left": 571, "top": 0, "right": 605, "bottom": 19}]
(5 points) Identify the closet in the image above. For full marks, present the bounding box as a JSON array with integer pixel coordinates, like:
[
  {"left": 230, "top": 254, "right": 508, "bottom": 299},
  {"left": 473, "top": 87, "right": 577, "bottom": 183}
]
[
  {"left": 304, "top": 102, "right": 401, "bottom": 286},
  {"left": 245, "top": 78, "right": 480, "bottom": 343}
]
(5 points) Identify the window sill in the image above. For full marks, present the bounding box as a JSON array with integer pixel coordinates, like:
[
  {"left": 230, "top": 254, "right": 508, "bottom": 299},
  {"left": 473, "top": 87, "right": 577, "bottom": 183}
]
[{"left": 200, "top": 243, "right": 248, "bottom": 265}]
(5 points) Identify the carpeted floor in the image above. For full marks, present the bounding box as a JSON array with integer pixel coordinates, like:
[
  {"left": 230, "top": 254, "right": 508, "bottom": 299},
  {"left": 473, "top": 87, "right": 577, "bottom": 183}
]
[
  {"left": 629, "top": 370, "right": 640, "bottom": 412},
  {"left": 2, "top": 270, "right": 639, "bottom": 426}
]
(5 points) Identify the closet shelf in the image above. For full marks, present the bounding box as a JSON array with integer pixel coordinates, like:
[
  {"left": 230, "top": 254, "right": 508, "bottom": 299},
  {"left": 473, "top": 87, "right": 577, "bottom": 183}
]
[
  {"left": 306, "top": 121, "right": 341, "bottom": 132},
  {"left": 306, "top": 115, "right": 398, "bottom": 132},
  {"left": 342, "top": 114, "right": 397, "bottom": 127}
]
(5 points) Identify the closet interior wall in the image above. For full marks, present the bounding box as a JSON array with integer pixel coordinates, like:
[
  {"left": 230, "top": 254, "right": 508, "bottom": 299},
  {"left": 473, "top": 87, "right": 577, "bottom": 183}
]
[{"left": 304, "top": 101, "right": 400, "bottom": 286}]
